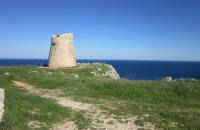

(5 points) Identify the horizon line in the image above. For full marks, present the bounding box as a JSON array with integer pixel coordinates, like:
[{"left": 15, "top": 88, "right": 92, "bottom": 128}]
[{"left": 0, "top": 58, "right": 200, "bottom": 63}]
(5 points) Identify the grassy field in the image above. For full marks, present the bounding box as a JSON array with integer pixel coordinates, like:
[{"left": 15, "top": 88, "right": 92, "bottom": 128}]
[{"left": 0, "top": 64, "right": 200, "bottom": 130}]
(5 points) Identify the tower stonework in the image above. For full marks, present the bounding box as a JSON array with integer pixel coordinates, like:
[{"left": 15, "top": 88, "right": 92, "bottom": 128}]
[{"left": 48, "top": 33, "right": 76, "bottom": 68}]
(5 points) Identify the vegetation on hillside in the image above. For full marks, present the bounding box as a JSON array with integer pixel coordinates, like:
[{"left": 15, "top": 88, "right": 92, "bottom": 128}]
[{"left": 0, "top": 63, "right": 199, "bottom": 130}]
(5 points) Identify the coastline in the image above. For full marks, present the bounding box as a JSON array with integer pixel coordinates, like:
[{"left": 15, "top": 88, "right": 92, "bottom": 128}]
[{"left": 1, "top": 59, "right": 200, "bottom": 80}]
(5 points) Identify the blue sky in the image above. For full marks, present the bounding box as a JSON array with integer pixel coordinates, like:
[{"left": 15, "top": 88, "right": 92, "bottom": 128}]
[{"left": 0, "top": 0, "right": 200, "bottom": 61}]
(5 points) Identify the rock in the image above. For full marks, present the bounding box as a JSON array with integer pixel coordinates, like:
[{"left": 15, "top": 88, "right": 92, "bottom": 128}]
[
  {"left": 169, "top": 122, "right": 178, "bottom": 128},
  {"left": 90, "top": 63, "right": 120, "bottom": 79},
  {"left": 47, "top": 72, "right": 53, "bottom": 75},
  {"left": 71, "top": 73, "right": 79, "bottom": 79},
  {"left": 191, "top": 78, "right": 197, "bottom": 81},
  {"left": 164, "top": 76, "right": 172, "bottom": 82},
  {"left": 27, "top": 108, "right": 40, "bottom": 115},
  {"left": 28, "top": 121, "right": 46, "bottom": 129},
  {"left": 103, "top": 64, "right": 120, "bottom": 79},
  {"left": 4, "top": 72, "right": 10, "bottom": 76},
  {"left": 0, "top": 89, "right": 4, "bottom": 122},
  {"left": 97, "top": 67, "right": 102, "bottom": 71},
  {"left": 31, "top": 71, "right": 38, "bottom": 73},
  {"left": 143, "top": 114, "right": 150, "bottom": 117}
]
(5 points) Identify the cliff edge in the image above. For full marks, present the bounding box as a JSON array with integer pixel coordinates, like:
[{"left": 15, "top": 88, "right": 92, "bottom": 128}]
[{"left": 78, "top": 63, "right": 120, "bottom": 79}]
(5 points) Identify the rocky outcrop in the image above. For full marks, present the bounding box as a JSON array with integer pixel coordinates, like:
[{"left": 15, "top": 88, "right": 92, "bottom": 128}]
[
  {"left": 84, "top": 63, "right": 120, "bottom": 79},
  {"left": 163, "top": 76, "right": 173, "bottom": 82}
]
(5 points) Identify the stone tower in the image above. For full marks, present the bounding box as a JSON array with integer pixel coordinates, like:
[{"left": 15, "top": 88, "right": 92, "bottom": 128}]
[{"left": 48, "top": 33, "right": 76, "bottom": 68}]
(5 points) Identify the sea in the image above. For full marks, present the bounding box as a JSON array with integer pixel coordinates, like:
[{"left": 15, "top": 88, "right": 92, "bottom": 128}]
[{"left": 0, "top": 59, "right": 200, "bottom": 80}]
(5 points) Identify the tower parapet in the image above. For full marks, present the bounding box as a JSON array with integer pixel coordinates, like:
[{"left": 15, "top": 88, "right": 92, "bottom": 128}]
[{"left": 48, "top": 33, "right": 76, "bottom": 68}]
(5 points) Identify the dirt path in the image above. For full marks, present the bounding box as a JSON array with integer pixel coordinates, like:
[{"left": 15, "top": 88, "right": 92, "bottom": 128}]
[{"left": 13, "top": 81, "right": 154, "bottom": 130}]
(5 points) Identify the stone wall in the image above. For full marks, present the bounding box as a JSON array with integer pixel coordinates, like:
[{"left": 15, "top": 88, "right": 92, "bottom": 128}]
[{"left": 48, "top": 33, "right": 76, "bottom": 68}]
